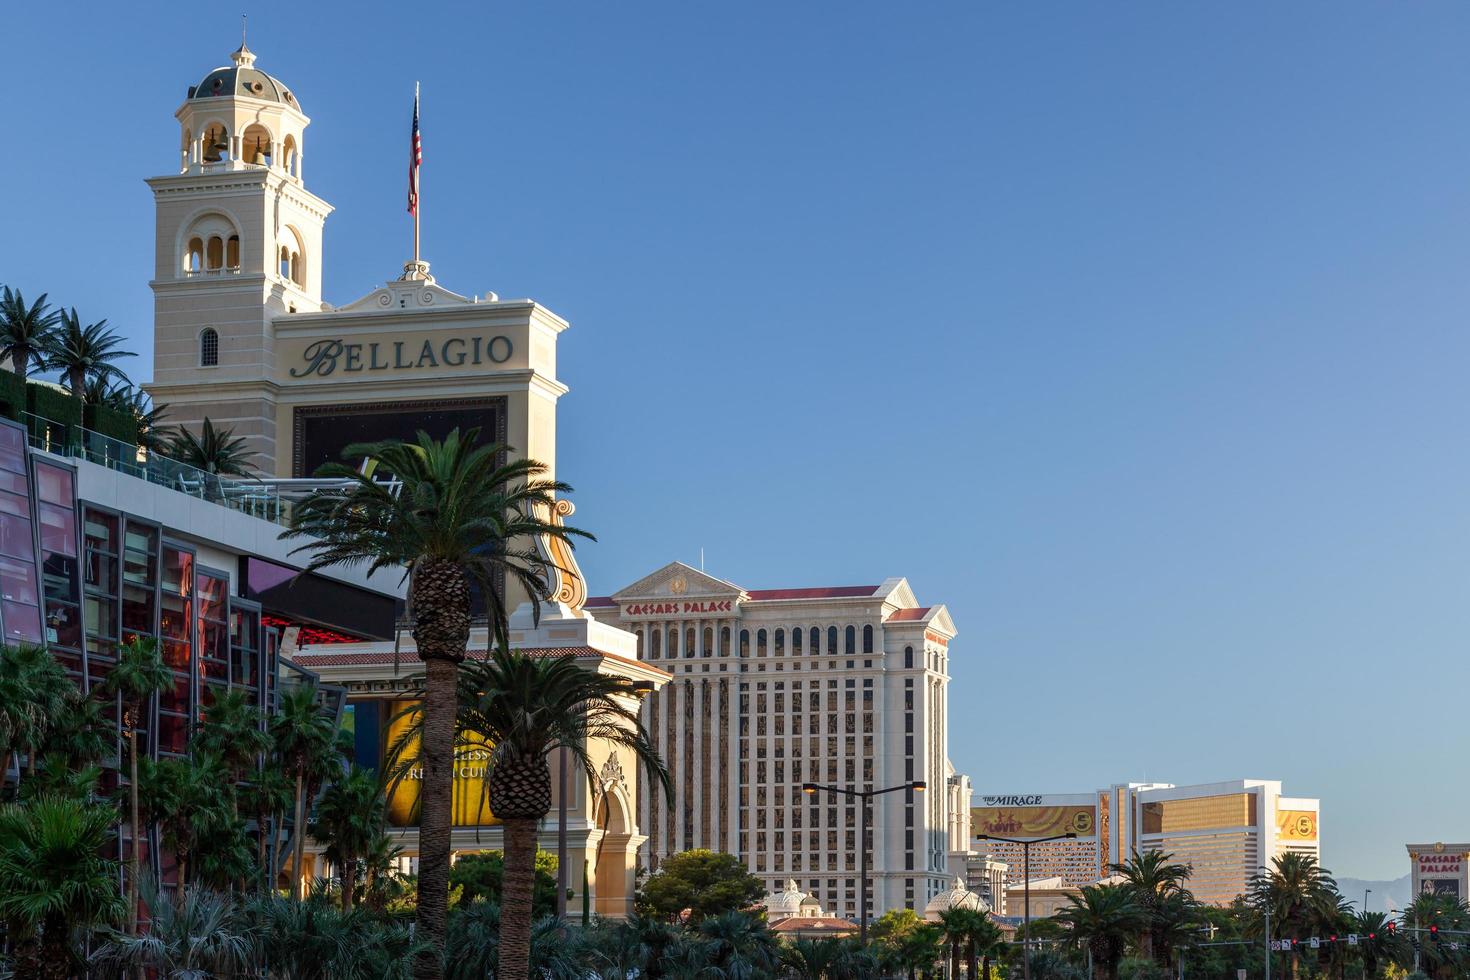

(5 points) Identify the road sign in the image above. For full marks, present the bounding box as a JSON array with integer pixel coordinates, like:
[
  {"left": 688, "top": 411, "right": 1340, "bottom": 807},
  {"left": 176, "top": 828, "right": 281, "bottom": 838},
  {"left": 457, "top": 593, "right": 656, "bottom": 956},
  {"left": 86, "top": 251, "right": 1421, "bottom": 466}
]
[
  {"left": 1310, "top": 938, "right": 1320, "bottom": 949},
  {"left": 1348, "top": 935, "right": 1358, "bottom": 946}
]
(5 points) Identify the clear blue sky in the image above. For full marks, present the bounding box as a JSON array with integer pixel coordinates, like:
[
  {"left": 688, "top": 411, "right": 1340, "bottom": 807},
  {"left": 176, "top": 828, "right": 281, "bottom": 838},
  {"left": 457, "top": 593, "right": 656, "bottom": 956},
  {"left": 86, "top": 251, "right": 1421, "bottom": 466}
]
[{"left": 4, "top": 1, "right": 1468, "bottom": 881}]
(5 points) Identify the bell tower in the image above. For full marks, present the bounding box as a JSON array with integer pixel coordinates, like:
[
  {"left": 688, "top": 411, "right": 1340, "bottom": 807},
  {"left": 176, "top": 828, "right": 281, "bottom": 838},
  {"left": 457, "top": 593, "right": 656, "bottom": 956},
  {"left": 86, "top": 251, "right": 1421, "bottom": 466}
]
[{"left": 145, "top": 41, "right": 333, "bottom": 468}]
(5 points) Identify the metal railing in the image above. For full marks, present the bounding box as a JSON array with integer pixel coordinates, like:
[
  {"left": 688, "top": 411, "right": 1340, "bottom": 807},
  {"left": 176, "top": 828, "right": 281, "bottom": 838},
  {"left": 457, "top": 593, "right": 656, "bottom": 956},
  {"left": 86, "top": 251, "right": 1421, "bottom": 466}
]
[{"left": 24, "top": 413, "right": 291, "bottom": 525}]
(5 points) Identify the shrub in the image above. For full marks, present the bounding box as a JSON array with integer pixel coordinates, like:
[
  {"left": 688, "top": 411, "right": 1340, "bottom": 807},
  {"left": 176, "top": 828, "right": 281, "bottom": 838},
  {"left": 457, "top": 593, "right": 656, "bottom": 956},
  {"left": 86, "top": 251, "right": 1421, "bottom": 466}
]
[
  {"left": 83, "top": 402, "right": 139, "bottom": 446},
  {"left": 0, "top": 370, "right": 25, "bottom": 422}
]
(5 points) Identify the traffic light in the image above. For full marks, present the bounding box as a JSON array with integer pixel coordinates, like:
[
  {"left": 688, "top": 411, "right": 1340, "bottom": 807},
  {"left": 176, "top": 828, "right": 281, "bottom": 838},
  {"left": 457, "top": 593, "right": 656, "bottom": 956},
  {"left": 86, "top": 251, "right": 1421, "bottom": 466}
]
[
  {"left": 1430, "top": 925, "right": 1439, "bottom": 936},
  {"left": 1368, "top": 933, "right": 1376, "bottom": 940},
  {"left": 1387, "top": 922, "right": 1397, "bottom": 934}
]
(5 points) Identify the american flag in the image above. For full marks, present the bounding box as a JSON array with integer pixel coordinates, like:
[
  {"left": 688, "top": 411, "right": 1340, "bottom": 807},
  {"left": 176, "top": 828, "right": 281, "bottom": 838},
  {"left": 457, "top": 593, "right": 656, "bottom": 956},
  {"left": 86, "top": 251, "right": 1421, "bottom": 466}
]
[{"left": 408, "top": 87, "right": 422, "bottom": 216}]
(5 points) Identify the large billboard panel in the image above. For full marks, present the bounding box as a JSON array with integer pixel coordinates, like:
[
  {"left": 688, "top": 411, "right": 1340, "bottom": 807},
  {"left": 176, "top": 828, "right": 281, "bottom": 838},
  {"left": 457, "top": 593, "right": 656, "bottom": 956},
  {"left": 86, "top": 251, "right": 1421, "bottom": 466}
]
[
  {"left": 384, "top": 699, "right": 499, "bottom": 828},
  {"left": 1276, "top": 809, "right": 1318, "bottom": 842},
  {"left": 972, "top": 802, "right": 1096, "bottom": 838}
]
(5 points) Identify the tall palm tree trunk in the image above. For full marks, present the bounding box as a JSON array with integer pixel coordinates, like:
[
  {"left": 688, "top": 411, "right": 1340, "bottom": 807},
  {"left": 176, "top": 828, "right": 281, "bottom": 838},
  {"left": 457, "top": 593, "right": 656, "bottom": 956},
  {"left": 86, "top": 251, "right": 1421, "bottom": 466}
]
[
  {"left": 10, "top": 352, "right": 25, "bottom": 379},
  {"left": 414, "top": 654, "right": 459, "bottom": 980},
  {"left": 68, "top": 366, "right": 84, "bottom": 400},
  {"left": 500, "top": 816, "right": 539, "bottom": 980},
  {"left": 127, "top": 722, "right": 141, "bottom": 934},
  {"left": 966, "top": 939, "right": 977, "bottom": 980},
  {"left": 292, "top": 770, "right": 306, "bottom": 901},
  {"left": 40, "top": 912, "right": 71, "bottom": 980},
  {"left": 341, "top": 853, "right": 357, "bottom": 911},
  {"left": 982, "top": 954, "right": 991, "bottom": 980}
]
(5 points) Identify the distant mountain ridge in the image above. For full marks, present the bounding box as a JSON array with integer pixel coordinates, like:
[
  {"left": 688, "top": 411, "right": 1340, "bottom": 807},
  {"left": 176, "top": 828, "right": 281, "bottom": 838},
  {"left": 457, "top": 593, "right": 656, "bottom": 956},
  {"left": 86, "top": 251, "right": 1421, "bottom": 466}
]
[{"left": 1335, "top": 874, "right": 1412, "bottom": 915}]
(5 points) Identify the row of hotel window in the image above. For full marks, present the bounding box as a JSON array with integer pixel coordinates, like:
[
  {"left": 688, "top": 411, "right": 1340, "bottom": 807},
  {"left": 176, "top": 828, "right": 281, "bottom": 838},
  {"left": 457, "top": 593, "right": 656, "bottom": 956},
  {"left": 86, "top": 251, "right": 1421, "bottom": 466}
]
[
  {"left": 641, "top": 625, "right": 879, "bottom": 658},
  {"left": 0, "top": 426, "right": 268, "bottom": 760}
]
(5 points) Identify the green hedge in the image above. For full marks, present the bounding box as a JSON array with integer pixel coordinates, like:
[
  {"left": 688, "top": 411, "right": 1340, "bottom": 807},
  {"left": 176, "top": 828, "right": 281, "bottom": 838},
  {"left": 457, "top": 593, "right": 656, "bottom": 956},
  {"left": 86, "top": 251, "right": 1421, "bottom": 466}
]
[
  {"left": 0, "top": 371, "right": 25, "bottom": 422},
  {"left": 26, "top": 384, "right": 81, "bottom": 428},
  {"left": 84, "top": 403, "right": 139, "bottom": 446}
]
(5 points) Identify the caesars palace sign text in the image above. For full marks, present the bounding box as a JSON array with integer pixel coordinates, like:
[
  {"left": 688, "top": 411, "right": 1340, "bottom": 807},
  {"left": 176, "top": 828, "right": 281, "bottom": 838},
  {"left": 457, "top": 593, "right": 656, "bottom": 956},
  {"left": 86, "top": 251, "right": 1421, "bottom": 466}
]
[{"left": 289, "top": 335, "right": 514, "bottom": 378}]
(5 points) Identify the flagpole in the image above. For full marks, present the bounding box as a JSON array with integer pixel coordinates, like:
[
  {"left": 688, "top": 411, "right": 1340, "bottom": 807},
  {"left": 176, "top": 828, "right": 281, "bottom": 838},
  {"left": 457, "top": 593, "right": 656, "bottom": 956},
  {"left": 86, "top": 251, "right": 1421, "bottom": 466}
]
[{"left": 413, "top": 81, "right": 420, "bottom": 267}]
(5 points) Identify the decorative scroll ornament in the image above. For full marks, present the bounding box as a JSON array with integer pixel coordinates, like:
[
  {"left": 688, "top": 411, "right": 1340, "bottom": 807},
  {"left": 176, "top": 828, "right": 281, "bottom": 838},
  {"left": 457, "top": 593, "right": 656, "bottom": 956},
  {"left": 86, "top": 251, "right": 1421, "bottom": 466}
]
[{"left": 539, "top": 498, "right": 587, "bottom": 613}]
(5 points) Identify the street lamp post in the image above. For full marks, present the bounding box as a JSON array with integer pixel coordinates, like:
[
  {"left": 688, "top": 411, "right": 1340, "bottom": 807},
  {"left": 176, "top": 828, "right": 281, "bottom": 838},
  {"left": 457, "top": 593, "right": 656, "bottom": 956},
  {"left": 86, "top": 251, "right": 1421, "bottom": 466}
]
[
  {"left": 974, "top": 831, "right": 1078, "bottom": 980},
  {"left": 1363, "top": 888, "right": 1371, "bottom": 914},
  {"left": 802, "top": 780, "right": 926, "bottom": 946}
]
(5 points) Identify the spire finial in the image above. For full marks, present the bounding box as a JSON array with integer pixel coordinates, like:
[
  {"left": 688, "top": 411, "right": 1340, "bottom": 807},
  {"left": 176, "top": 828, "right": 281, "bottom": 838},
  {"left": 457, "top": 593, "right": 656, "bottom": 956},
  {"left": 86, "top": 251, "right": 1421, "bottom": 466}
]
[{"left": 232, "top": 15, "right": 256, "bottom": 68}]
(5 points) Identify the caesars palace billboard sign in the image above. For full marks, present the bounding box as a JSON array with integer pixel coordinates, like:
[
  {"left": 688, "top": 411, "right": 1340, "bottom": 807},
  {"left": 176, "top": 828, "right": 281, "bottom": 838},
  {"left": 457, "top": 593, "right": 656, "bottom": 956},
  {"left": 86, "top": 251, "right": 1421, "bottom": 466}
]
[{"left": 288, "top": 334, "right": 515, "bottom": 378}]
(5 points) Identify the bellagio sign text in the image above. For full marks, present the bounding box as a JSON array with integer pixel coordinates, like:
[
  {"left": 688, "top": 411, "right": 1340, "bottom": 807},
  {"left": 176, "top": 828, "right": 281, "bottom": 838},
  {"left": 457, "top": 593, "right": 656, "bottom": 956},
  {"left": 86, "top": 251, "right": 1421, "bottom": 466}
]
[{"left": 290, "top": 335, "right": 514, "bottom": 378}]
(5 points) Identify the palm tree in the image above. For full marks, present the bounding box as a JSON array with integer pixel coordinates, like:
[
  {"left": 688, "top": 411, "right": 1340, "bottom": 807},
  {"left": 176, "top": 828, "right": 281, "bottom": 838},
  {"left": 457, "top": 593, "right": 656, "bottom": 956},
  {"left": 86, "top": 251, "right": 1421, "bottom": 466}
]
[
  {"left": 940, "top": 906, "right": 985, "bottom": 979},
  {"left": 384, "top": 649, "right": 670, "bottom": 980},
  {"left": 697, "top": 910, "right": 780, "bottom": 979},
  {"left": 1055, "top": 883, "right": 1148, "bottom": 980},
  {"left": 43, "top": 307, "right": 134, "bottom": 398},
  {"left": 166, "top": 416, "right": 255, "bottom": 476},
  {"left": 609, "top": 911, "right": 684, "bottom": 980},
  {"left": 782, "top": 936, "right": 843, "bottom": 979},
  {"left": 91, "top": 882, "right": 257, "bottom": 979},
  {"left": 443, "top": 902, "right": 588, "bottom": 980},
  {"left": 1352, "top": 911, "right": 1401, "bottom": 979},
  {"left": 194, "top": 687, "right": 271, "bottom": 819},
  {"left": 2, "top": 643, "right": 70, "bottom": 783},
  {"left": 1109, "top": 850, "right": 1192, "bottom": 963},
  {"left": 883, "top": 922, "right": 943, "bottom": 980},
  {"left": 362, "top": 829, "right": 408, "bottom": 912},
  {"left": 0, "top": 795, "right": 126, "bottom": 979},
  {"left": 37, "top": 685, "right": 113, "bottom": 770},
  {"left": 98, "top": 381, "right": 169, "bottom": 453},
  {"left": 101, "top": 635, "right": 171, "bottom": 933},
  {"left": 138, "top": 752, "right": 239, "bottom": 890},
  {"left": 1250, "top": 853, "right": 1342, "bottom": 980},
  {"left": 311, "top": 764, "right": 385, "bottom": 910},
  {"left": 241, "top": 762, "right": 294, "bottom": 895},
  {"left": 973, "top": 915, "right": 1007, "bottom": 980},
  {"left": 0, "top": 645, "right": 46, "bottom": 797},
  {"left": 0, "top": 286, "right": 60, "bottom": 379},
  {"left": 270, "top": 683, "right": 342, "bottom": 901},
  {"left": 284, "top": 426, "right": 591, "bottom": 980}
]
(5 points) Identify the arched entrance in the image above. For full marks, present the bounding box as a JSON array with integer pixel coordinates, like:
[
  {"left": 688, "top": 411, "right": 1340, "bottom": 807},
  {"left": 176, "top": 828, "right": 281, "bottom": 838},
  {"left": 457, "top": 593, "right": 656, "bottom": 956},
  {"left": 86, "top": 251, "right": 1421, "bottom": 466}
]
[{"left": 593, "top": 776, "right": 639, "bottom": 917}]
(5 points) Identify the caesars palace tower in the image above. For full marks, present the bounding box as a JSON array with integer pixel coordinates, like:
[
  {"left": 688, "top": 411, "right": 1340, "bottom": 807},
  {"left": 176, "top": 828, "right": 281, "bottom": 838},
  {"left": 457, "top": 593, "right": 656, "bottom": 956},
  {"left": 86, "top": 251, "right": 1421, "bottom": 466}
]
[{"left": 143, "top": 42, "right": 973, "bottom": 921}]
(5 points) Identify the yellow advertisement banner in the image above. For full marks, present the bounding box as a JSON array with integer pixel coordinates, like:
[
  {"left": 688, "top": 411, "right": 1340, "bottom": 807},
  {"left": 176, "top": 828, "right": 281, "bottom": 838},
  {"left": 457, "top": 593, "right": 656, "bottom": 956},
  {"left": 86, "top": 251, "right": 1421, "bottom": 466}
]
[
  {"left": 1277, "top": 810, "right": 1318, "bottom": 841},
  {"left": 384, "top": 700, "right": 499, "bottom": 828},
  {"left": 973, "top": 805, "right": 1095, "bottom": 838}
]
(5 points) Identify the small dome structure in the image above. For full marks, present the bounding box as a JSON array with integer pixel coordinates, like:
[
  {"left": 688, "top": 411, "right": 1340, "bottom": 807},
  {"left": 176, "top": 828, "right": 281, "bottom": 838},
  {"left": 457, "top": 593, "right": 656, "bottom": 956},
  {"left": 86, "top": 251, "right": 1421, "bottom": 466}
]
[
  {"left": 188, "top": 44, "right": 300, "bottom": 109},
  {"left": 924, "top": 877, "right": 989, "bottom": 921},
  {"left": 764, "top": 879, "right": 808, "bottom": 921}
]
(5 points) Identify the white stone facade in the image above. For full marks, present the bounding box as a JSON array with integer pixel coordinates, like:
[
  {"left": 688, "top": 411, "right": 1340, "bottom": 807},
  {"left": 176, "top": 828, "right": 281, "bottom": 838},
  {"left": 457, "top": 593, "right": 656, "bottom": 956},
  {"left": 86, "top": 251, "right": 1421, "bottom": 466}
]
[{"left": 585, "top": 562, "right": 965, "bottom": 920}]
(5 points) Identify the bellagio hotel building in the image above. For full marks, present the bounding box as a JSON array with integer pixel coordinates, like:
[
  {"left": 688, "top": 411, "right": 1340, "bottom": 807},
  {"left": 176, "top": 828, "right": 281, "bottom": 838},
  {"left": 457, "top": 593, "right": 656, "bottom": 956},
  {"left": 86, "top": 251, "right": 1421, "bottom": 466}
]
[{"left": 586, "top": 561, "right": 966, "bottom": 919}]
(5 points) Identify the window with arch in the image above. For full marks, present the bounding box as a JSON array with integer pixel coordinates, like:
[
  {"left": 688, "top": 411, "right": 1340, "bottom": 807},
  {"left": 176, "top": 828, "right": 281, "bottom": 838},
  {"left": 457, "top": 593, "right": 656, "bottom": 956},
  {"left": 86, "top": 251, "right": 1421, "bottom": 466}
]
[
  {"left": 201, "top": 123, "right": 229, "bottom": 163},
  {"left": 904, "top": 646, "right": 914, "bottom": 669},
  {"left": 281, "top": 134, "right": 300, "bottom": 178},
  {"left": 182, "top": 214, "right": 240, "bottom": 277},
  {"left": 739, "top": 629, "right": 750, "bottom": 658},
  {"left": 810, "top": 627, "right": 819, "bottom": 654},
  {"left": 774, "top": 628, "right": 784, "bottom": 656},
  {"left": 650, "top": 630, "right": 661, "bottom": 660},
  {"left": 241, "top": 123, "right": 273, "bottom": 167},
  {"left": 720, "top": 626, "right": 730, "bottom": 656},
  {"left": 685, "top": 627, "right": 695, "bottom": 658},
  {"left": 756, "top": 629, "right": 767, "bottom": 657},
  {"left": 845, "top": 626, "right": 856, "bottom": 655},
  {"left": 827, "top": 626, "right": 838, "bottom": 656},
  {"left": 667, "top": 627, "right": 677, "bottom": 657},
  {"left": 184, "top": 238, "right": 204, "bottom": 273},
  {"left": 704, "top": 627, "right": 714, "bottom": 658},
  {"left": 199, "top": 328, "right": 219, "bottom": 367},
  {"left": 862, "top": 625, "right": 873, "bottom": 654},
  {"left": 792, "top": 629, "right": 802, "bottom": 654},
  {"left": 280, "top": 227, "right": 306, "bottom": 287}
]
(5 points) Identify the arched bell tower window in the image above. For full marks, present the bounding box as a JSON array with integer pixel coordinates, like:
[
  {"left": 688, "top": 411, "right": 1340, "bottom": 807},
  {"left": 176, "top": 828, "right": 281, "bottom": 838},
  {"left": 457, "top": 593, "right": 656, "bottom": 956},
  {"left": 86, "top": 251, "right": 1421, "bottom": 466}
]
[
  {"left": 281, "top": 134, "right": 300, "bottom": 178},
  {"left": 280, "top": 226, "right": 306, "bottom": 287},
  {"left": 202, "top": 123, "right": 230, "bottom": 164},
  {"left": 206, "top": 237, "right": 224, "bottom": 270},
  {"left": 184, "top": 238, "right": 204, "bottom": 274},
  {"left": 242, "top": 124, "right": 273, "bottom": 167},
  {"left": 199, "top": 328, "right": 219, "bottom": 367}
]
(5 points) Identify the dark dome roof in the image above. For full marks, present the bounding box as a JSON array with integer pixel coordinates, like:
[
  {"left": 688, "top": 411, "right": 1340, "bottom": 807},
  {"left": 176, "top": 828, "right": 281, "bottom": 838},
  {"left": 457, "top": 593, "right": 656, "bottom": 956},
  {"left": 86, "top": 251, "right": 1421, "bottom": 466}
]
[{"left": 188, "top": 45, "right": 300, "bottom": 110}]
